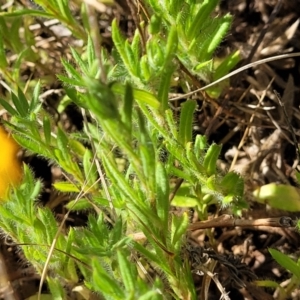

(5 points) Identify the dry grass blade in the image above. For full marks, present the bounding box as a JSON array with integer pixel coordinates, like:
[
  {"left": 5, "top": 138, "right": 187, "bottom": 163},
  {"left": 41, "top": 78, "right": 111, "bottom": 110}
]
[
  {"left": 169, "top": 52, "right": 300, "bottom": 101},
  {"left": 37, "top": 175, "right": 103, "bottom": 300}
]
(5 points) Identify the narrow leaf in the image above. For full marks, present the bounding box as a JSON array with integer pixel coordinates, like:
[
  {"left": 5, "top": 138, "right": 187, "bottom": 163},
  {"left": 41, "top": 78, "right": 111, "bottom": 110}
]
[
  {"left": 117, "top": 250, "right": 135, "bottom": 292},
  {"left": 186, "top": 0, "right": 219, "bottom": 39},
  {"left": 112, "top": 83, "right": 160, "bottom": 109},
  {"left": 43, "top": 115, "right": 51, "bottom": 145},
  {"left": 178, "top": 100, "right": 196, "bottom": 145},
  {"left": 121, "top": 83, "right": 134, "bottom": 136},
  {"left": 0, "top": 98, "right": 18, "bottom": 116},
  {"left": 155, "top": 162, "right": 170, "bottom": 227},
  {"left": 269, "top": 248, "right": 300, "bottom": 279},
  {"left": 203, "top": 143, "right": 221, "bottom": 176}
]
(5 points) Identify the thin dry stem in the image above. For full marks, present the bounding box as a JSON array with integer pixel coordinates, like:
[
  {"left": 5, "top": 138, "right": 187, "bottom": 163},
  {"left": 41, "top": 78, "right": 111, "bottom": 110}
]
[{"left": 169, "top": 52, "right": 300, "bottom": 101}]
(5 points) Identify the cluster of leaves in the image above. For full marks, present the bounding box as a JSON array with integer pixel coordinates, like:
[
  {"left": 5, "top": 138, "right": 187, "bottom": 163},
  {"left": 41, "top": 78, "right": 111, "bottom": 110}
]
[
  {"left": 0, "top": 0, "right": 247, "bottom": 299},
  {"left": 111, "top": 0, "right": 240, "bottom": 100}
]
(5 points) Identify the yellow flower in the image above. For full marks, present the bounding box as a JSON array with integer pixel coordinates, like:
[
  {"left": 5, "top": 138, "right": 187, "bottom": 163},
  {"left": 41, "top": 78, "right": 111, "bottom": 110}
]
[{"left": 0, "top": 126, "right": 23, "bottom": 199}]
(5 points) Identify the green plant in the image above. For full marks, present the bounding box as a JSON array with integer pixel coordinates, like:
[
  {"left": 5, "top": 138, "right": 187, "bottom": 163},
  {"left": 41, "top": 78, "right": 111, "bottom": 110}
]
[
  {"left": 255, "top": 249, "right": 300, "bottom": 300},
  {"left": 110, "top": 0, "right": 240, "bottom": 100},
  {"left": 0, "top": 0, "right": 244, "bottom": 299},
  {"left": 253, "top": 173, "right": 300, "bottom": 299}
]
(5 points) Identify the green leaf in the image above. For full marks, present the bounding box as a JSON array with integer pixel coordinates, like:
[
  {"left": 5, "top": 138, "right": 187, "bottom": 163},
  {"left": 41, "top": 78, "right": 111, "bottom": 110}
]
[
  {"left": 12, "top": 88, "right": 28, "bottom": 117},
  {"left": 68, "top": 139, "right": 86, "bottom": 157},
  {"left": 57, "top": 74, "right": 82, "bottom": 87},
  {"left": 127, "top": 200, "right": 163, "bottom": 234},
  {"left": 112, "top": 83, "right": 160, "bottom": 109},
  {"left": 206, "top": 175, "right": 218, "bottom": 191},
  {"left": 111, "top": 19, "right": 132, "bottom": 73},
  {"left": 178, "top": 100, "right": 196, "bottom": 145},
  {"left": 155, "top": 162, "right": 170, "bottom": 227},
  {"left": 117, "top": 250, "right": 135, "bottom": 292},
  {"left": 111, "top": 218, "right": 124, "bottom": 246},
  {"left": 147, "top": 38, "right": 164, "bottom": 69},
  {"left": 139, "top": 144, "right": 155, "bottom": 189},
  {"left": 53, "top": 182, "right": 80, "bottom": 193},
  {"left": 163, "top": 25, "right": 178, "bottom": 67},
  {"left": 203, "top": 143, "right": 221, "bottom": 176},
  {"left": 61, "top": 59, "right": 82, "bottom": 81},
  {"left": 56, "top": 127, "right": 69, "bottom": 156},
  {"left": 207, "top": 15, "right": 232, "bottom": 57},
  {"left": 269, "top": 248, "right": 300, "bottom": 279},
  {"left": 0, "top": 98, "right": 18, "bottom": 116},
  {"left": 186, "top": 143, "right": 206, "bottom": 175},
  {"left": 65, "top": 198, "right": 92, "bottom": 211},
  {"left": 213, "top": 50, "right": 240, "bottom": 80},
  {"left": 197, "top": 15, "right": 232, "bottom": 62},
  {"left": 121, "top": 83, "right": 134, "bottom": 136},
  {"left": 171, "top": 196, "right": 199, "bottom": 207},
  {"left": 165, "top": 109, "right": 178, "bottom": 139},
  {"left": 83, "top": 149, "right": 98, "bottom": 187},
  {"left": 256, "top": 280, "right": 287, "bottom": 299},
  {"left": 0, "top": 9, "right": 51, "bottom": 19},
  {"left": 65, "top": 255, "right": 78, "bottom": 282},
  {"left": 194, "top": 134, "right": 207, "bottom": 160},
  {"left": 140, "top": 55, "right": 151, "bottom": 81},
  {"left": 147, "top": 0, "right": 162, "bottom": 14},
  {"left": 168, "top": 0, "right": 182, "bottom": 16},
  {"left": 125, "top": 39, "right": 137, "bottom": 75},
  {"left": 186, "top": 0, "right": 220, "bottom": 39},
  {"left": 149, "top": 14, "right": 161, "bottom": 35},
  {"left": 86, "top": 35, "right": 96, "bottom": 68},
  {"left": 93, "top": 196, "right": 110, "bottom": 207},
  {"left": 70, "top": 47, "right": 88, "bottom": 74},
  {"left": 193, "top": 59, "right": 213, "bottom": 72},
  {"left": 158, "top": 66, "right": 175, "bottom": 111},
  {"left": 13, "top": 134, "right": 52, "bottom": 158},
  {"left": 102, "top": 154, "right": 138, "bottom": 203},
  {"left": 43, "top": 115, "right": 52, "bottom": 145},
  {"left": 139, "top": 291, "right": 163, "bottom": 300},
  {"left": 176, "top": 3, "right": 190, "bottom": 30},
  {"left": 253, "top": 184, "right": 300, "bottom": 212},
  {"left": 295, "top": 171, "right": 300, "bottom": 184},
  {"left": 0, "top": 33, "right": 8, "bottom": 68},
  {"left": 171, "top": 213, "right": 189, "bottom": 247},
  {"left": 10, "top": 16, "right": 26, "bottom": 52},
  {"left": 136, "top": 109, "right": 155, "bottom": 185},
  {"left": 131, "top": 28, "right": 141, "bottom": 66},
  {"left": 56, "top": 0, "right": 73, "bottom": 21},
  {"left": 92, "top": 259, "right": 125, "bottom": 299},
  {"left": 220, "top": 172, "right": 244, "bottom": 196},
  {"left": 47, "top": 277, "right": 65, "bottom": 299},
  {"left": 36, "top": 208, "right": 57, "bottom": 244},
  {"left": 131, "top": 241, "right": 170, "bottom": 274},
  {"left": 84, "top": 79, "right": 119, "bottom": 120},
  {"left": 222, "top": 194, "right": 235, "bottom": 205},
  {"left": 30, "top": 81, "right": 42, "bottom": 113},
  {"left": 168, "top": 166, "right": 194, "bottom": 183}
]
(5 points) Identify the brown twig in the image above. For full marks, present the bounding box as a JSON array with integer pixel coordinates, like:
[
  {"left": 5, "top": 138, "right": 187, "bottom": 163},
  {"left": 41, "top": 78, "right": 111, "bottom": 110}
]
[
  {"left": 188, "top": 214, "right": 295, "bottom": 231},
  {"left": 129, "top": 215, "right": 295, "bottom": 241},
  {"left": 169, "top": 178, "right": 184, "bottom": 202}
]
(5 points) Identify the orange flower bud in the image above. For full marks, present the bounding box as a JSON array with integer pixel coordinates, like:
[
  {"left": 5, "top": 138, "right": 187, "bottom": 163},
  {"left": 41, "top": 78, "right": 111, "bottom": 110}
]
[{"left": 0, "top": 126, "right": 23, "bottom": 199}]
